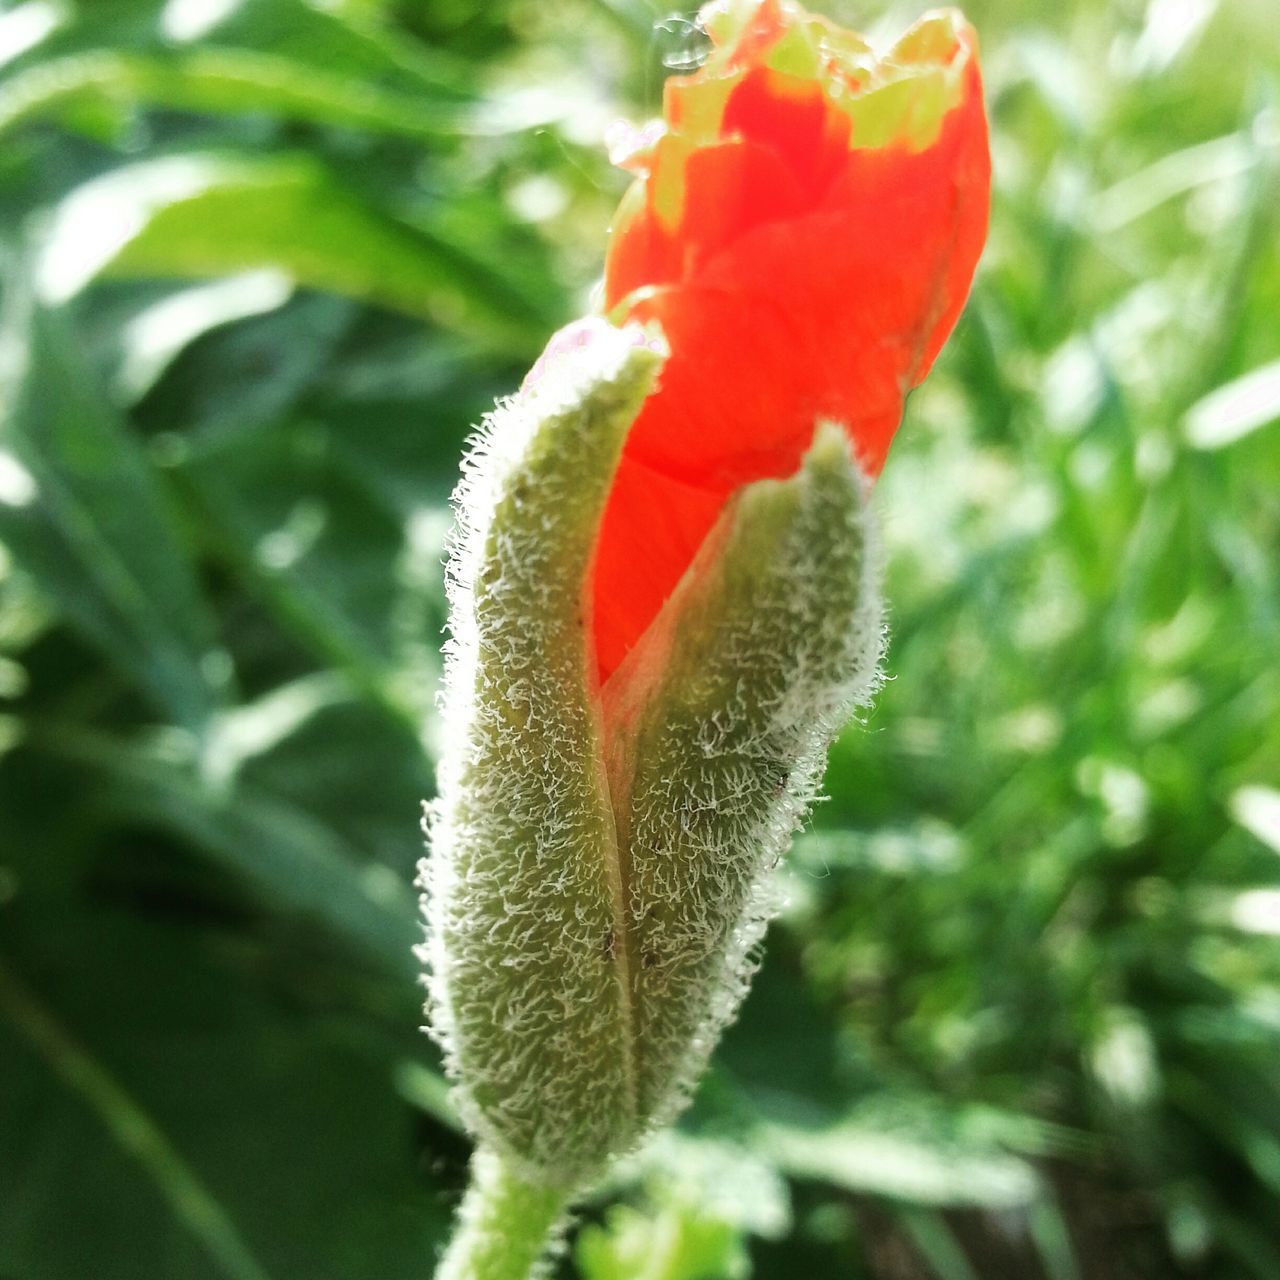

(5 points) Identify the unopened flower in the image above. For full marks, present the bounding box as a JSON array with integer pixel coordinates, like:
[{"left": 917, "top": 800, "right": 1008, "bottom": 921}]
[{"left": 421, "top": 0, "right": 989, "bottom": 1199}]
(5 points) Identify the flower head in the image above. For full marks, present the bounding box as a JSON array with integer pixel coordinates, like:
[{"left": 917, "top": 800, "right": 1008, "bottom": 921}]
[
  {"left": 421, "top": 0, "right": 989, "bottom": 1190},
  {"left": 593, "top": 0, "right": 990, "bottom": 680}
]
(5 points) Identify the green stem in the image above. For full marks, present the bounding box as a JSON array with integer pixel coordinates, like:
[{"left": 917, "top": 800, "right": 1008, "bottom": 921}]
[{"left": 436, "top": 1149, "right": 570, "bottom": 1280}]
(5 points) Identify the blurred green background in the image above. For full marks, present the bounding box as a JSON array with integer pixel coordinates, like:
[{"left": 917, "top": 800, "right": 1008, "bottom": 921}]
[{"left": 0, "top": 0, "right": 1277, "bottom": 1277}]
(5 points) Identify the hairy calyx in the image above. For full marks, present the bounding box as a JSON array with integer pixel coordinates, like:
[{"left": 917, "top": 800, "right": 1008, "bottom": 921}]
[{"left": 420, "top": 320, "right": 883, "bottom": 1187}]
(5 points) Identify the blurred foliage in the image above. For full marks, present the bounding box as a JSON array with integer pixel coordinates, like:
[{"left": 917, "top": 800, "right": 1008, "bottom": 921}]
[{"left": 0, "top": 0, "right": 1277, "bottom": 1277}]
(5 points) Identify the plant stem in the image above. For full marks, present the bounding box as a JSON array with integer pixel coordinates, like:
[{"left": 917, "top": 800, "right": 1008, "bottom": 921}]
[{"left": 436, "top": 1148, "right": 570, "bottom": 1280}]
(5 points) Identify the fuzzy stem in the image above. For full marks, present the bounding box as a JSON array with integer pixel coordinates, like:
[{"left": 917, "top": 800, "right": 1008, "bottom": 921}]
[{"left": 436, "top": 1149, "right": 570, "bottom": 1280}]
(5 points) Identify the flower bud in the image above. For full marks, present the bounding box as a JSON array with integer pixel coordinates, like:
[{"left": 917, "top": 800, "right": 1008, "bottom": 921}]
[{"left": 421, "top": 320, "right": 882, "bottom": 1185}]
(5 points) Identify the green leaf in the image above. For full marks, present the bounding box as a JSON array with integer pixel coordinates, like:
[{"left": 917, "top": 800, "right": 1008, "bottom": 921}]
[
  {"left": 0, "top": 48, "right": 485, "bottom": 141},
  {"left": 1027, "top": 1196, "right": 1081, "bottom": 1280},
  {"left": 1184, "top": 358, "right": 1280, "bottom": 450},
  {"left": 176, "top": 411, "right": 443, "bottom": 729},
  {"left": 0, "top": 911, "right": 450, "bottom": 1280},
  {"left": 36, "top": 153, "right": 555, "bottom": 348},
  {"left": 113, "top": 270, "right": 296, "bottom": 403},
  {"left": 39, "top": 726, "right": 420, "bottom": 981},
  {"left": 604, "top": 1132, "right": 791, "bottom": 1241},
  {"left": 1231, "top": 785, "right": 1280, "bottom": 855},
  {"left": 6, "top": 0, "right": 476, "bottom": 101},
  {"left": 754, "top": 1104, "right": 1042, "bottom": 1210},
  {"left": 132, "top": 288, "right": 353, "bottom": 428},
  {"left": 0, "top": 285, "right": 222, "bottom": 731},
  {"left": 894, "top": 1209, "right": 979, "bottom": 1280},
  {"left": 0, "top": 957, "right": 273, "bottom": 1280},
  {"left": 576, "top": 1204, "right": 749, "bottom": 1280}
]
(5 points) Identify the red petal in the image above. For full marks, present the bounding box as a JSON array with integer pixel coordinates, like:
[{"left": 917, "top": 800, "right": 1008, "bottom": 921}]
[
  {"left": 606, "top": 132, "right": 809, "bottom": 308},
  {"left": 593, "top": 10, "right": 990, "bottom": 683},
  {"left": 592, "top": 457, "right": 729, "bottom": 682},
  {"left": 719, "top": 66, "right": 851, "bottom": 199}
]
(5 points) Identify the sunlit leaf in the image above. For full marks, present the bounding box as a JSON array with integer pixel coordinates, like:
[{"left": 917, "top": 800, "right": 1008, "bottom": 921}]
[
  {"left": 1231, "top": 785, "right": 1280, "bottom": 856},
  {"left": 0, "top": 48, "right": 486, "bottom": 140},
  {"left": 1185, "top": 360, "right": 1280, "bottom": 449},
  {"left": 755, "top": 1111, "right": 1041, "bottom": 1210},
  {"left": 36, "top": 153, "right": 555, "bottom": 348}
]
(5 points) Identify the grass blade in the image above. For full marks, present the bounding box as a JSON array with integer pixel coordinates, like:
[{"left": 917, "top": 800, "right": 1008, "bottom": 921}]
[
  {"left": 0, "top": 285, "right": 222, "bottom": 732},
  {"left": 0, "top": 957, "right": 273, "bottom": 1280}
]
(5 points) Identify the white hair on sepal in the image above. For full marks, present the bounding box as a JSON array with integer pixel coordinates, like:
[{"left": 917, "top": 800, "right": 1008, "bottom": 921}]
[
  {"left": 601, "top": 420, "right": 885, "bottom": 1131},
  {"left": 419, "top": 321, "right": 667, "bottom": 1186},
  {"left": 420, "top": 330, "right": 885, "bottom": 1187}
]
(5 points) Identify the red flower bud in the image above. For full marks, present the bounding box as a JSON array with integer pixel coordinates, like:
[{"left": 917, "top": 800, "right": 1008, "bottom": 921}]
[
  {"left": 424, "top": 4, "right": 990, "bottom": 1205},
  {"left": 592, "top": 0, "right": 990, "bottom": 681}
]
